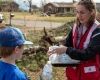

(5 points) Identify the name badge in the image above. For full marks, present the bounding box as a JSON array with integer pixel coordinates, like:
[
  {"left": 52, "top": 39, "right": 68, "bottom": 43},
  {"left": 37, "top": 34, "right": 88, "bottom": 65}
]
[{"left": 84, "top": 66, "right": 96, "bottom": 73}]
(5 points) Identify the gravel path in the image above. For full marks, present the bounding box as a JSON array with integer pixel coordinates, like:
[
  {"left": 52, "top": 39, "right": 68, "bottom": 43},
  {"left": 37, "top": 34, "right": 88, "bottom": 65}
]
[{"left": 7, "top": 19, "right": 63, "bottom": 29}]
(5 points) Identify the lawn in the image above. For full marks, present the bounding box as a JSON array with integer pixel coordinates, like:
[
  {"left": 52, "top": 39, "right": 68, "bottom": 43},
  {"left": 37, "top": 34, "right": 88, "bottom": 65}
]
[
  {"left": 2, "top": 12, "right": 74, "bottom": 80},
  {"left": 2, "top": 12, "right": 75, "bottom": 23}
]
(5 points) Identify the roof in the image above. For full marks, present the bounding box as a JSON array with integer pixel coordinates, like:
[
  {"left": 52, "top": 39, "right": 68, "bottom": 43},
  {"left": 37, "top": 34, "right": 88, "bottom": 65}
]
[
  {"left": 46, "top": 2, "right": 74, "bottom": 8},
  {"left": 45, "top": 2, "right": 100, "bottom": 8}
]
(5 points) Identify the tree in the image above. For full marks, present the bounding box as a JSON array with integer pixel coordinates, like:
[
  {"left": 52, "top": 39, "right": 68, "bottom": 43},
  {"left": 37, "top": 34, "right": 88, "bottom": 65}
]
[
  {"left": 28, "top": 0, "right": 32, "bottom": 13},
  {"left": 24, "top": 0, "right": 32, "bottom": 13},
  {"left": 32, "top": 5, "right": 38, "bottom": 9},
  {"left": 40, "top": 0, "right": 46, "bottom": 12}
]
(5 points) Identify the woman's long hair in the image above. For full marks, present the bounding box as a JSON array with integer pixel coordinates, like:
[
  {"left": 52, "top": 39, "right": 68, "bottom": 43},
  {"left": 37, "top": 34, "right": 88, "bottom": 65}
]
[{"left": 75, "top": 0, "right": 96, "bottom": 27}]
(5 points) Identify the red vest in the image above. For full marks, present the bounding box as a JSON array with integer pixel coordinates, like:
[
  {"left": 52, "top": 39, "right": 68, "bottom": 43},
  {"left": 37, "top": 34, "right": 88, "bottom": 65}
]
[{"left": 66, "top": 20, "right": 100, "bottom": 80}]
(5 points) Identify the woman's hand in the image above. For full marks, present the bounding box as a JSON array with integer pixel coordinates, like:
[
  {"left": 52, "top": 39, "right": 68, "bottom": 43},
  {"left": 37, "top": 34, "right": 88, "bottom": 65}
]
[{"left": 47, "top": 45, "right": 67, "bottom": 56}]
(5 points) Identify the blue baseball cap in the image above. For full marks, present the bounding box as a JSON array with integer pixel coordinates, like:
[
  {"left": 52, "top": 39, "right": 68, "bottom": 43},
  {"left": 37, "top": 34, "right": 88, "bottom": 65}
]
[{"left": 0, "top": 27, "right": 33, "bottom": 47}]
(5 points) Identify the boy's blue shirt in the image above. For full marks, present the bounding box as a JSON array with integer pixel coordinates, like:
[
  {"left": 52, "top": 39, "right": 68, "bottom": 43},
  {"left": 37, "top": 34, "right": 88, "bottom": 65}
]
[{"left": 0, "top": 61, "right": 28, "bottom": 80}]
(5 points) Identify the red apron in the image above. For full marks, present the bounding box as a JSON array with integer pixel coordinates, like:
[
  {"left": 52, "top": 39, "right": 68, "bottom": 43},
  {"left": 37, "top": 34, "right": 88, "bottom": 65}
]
[{"left": 66, "top": 21, "right": 100, "bottom": 80}]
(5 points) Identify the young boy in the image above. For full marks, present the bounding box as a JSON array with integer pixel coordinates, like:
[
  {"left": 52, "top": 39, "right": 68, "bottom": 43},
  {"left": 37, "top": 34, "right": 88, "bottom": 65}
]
[{"left": 0, "top": 27, "right": 33, "bottom": 80}]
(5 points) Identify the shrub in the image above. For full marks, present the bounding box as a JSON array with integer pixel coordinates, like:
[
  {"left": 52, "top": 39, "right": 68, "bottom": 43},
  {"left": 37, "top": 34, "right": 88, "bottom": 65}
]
[{"left": 55, "top": 12, "right": 75, "bottom": 17}]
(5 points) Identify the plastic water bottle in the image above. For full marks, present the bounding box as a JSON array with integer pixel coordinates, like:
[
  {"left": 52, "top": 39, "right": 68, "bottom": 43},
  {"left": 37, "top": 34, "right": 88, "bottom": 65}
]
[{"left": 42, "top": 61, "right": 52, "bottom": 80}]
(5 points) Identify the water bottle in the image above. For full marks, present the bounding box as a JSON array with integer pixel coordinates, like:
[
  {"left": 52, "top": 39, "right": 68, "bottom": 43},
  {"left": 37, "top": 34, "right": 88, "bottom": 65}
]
[{"left": 42, "top": 61, "right": 52, "bottom": 80}]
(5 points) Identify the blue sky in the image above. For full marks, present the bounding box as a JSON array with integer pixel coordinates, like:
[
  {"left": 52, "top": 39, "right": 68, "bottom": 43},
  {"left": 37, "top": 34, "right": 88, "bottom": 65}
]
[{"left": 14, "top": 0, "right": 100, "bottom": 10}]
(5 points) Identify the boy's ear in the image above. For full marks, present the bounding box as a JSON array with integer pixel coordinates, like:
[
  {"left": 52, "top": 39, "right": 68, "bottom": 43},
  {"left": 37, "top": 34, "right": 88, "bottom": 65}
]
[{"left": 14, "top": 46, "right": 20, "bottom": 54}]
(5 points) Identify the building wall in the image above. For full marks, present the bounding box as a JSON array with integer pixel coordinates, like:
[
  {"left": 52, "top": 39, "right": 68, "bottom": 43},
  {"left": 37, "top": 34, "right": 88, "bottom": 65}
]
[
  {"left": 44, "top": 3, "right": 74, "bottom": 14},
  {"left": 0, "top": 2, "right": 19, "bottom": 12},
  {"left": 44, "top": 3, "right": 56, "bottom": 14}
]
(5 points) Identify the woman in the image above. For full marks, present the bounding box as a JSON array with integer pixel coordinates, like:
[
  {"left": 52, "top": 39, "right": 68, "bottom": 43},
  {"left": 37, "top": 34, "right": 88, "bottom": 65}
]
[{"left": 48, "top": 0, "right": 100, "bottom": 80}]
